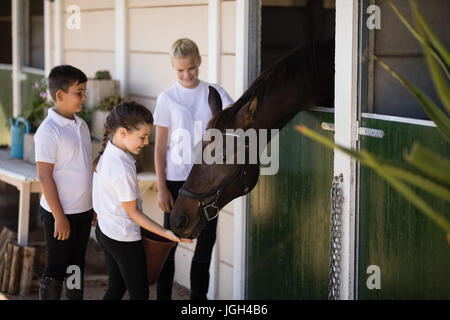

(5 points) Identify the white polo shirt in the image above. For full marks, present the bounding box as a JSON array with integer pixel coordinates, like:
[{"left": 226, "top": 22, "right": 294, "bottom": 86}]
[
  {"left": 153, "top": 80, "right": 233, "bottom": 181},
  {"left": 34, "top": 107, "right": 93, "bottom": 214},
  {"left": 93, "top": 141, "right": 142, "bottom": 242}
]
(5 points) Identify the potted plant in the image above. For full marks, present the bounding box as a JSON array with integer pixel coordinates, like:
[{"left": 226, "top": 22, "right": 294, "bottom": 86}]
[
  {"left": 91, "top": 94, "right": 124, "bottom": 140},
  {"left": 21, "top": 78, "right": 51, "bottom": 163},
  {"left": 85, "top": 70, "right": 120, "bottom": 110}
]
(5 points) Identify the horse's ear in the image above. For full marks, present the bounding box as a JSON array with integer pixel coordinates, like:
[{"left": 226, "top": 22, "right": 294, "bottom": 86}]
[
  {"left": 235, "top": 96, "right": 258, "bottom": 128},
  {"left": 208, "top": 86, "right": 223, "bottom": 116},
  {"left": 244, "top": 97, "right": 258, "bottom": 125}
]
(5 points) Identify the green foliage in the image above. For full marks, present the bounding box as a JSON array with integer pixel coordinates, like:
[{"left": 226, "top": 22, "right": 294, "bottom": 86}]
[
  {"left": 76, "top": 106, "right": 95, "bottom": 131},
  {"left": 94, "top": 94, "right": 124, "bottom": 111},
  {"left": 296, "top": 0, "right": 450, "bottom": 243},
  {"left": 20, "top": 78, "right": 51, "bottom": 133},
  {"left": 94, "top": 70, "right": 112, "bottom": 80}
]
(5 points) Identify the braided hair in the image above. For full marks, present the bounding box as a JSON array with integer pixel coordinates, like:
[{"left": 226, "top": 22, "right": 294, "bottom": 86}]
[{"left": 93, "top": 101, "right": 153, "bottom": 172}]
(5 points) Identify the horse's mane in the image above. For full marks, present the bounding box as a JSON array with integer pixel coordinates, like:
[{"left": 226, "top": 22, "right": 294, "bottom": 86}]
[{"left": 208, "top": 39, "right": 335, "bottom": 131}]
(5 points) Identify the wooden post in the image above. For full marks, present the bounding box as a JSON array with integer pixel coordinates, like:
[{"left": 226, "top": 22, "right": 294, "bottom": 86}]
[
  {"left": 0, "top": 227, "right": 15, "bottom": 291},
  {"left": 0, "top": 256, "right": 5, "bottom": 289},
  {"left": 19, "top": 246, "right": 36, "bottom": 296},
  {"left": 0, "top": 227, "right": 12, "bottom": 259},
  {"left": 1, "top": 243, "right": 13, "bottom": 292},
  {"left": 8, "top": 243, "right": 23, "bottom": 294},
  {"left": 18, "top": 182, "right": 31, "bottom": 246}
]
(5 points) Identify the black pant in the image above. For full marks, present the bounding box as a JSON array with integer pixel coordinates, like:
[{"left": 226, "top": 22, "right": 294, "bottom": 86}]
[
  {"left": 95, "top": 225, "right": 149, "bottom": 300},
  {"left": 157, "top": 180, "right": 218, "bottom": 300},
  {"left": 40, "top": 206, "right": 93, "bottom": 282}
]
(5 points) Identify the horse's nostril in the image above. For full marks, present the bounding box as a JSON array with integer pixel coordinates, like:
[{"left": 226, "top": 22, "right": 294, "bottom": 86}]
[{"left": 173, "top": 214, "right": 189, "bottom": 231}]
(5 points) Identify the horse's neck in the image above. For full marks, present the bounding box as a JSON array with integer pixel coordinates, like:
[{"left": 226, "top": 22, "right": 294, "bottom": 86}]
[{"left": 251, "top": 93, "right": 312, "bottom": 131}]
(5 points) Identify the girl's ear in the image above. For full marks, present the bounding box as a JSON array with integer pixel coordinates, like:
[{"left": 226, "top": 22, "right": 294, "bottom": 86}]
[{"left": 118, "top": 127, "right": 127, "bottom": 138}]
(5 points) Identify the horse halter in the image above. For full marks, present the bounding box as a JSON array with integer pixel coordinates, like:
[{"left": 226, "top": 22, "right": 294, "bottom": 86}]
[{"left": 178, "top": 133, "right": 254, "bottom": 222}]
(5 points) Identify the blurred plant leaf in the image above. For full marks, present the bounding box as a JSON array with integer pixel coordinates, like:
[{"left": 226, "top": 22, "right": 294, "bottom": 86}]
[
  {"left": 375, "top": 56, "right": 450, "bottom": 142},
  {"left": 405, "top": 143, "right": 450, "bottom": 185},
  {"left": 389, "top": 1, "right": 450, "bottom": 80},
  {"left": 409, "top": 0, "right": 450, "bottom": 73},
  {"left": 295, "top": 125, "right": 450, "bottom": 234},
  {"left": 383, "top": 164, "right": 450, "bottom": 202}
]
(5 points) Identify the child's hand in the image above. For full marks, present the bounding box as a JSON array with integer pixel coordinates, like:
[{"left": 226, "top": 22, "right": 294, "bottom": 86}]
[
  {"left": 180, "top": 237, "right": 193, "bottom": 243},
  {"left": 54, "top": 216, "right": 70, "bottom": 240},
  {"left": 163, "top": 229, "right": 193, "bottom": 243},
  {"left": 158, "top": 186, "right": 174, "bottom": 213}
]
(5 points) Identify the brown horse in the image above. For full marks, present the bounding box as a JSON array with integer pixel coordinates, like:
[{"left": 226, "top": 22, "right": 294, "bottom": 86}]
[{"left": 170, "top": 40, "right": 335, "bottom": 239}]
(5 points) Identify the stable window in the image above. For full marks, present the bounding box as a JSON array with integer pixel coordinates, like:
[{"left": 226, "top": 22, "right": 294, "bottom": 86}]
[{"left": 363, "top": 0, "right": 450, "bottom": 119}]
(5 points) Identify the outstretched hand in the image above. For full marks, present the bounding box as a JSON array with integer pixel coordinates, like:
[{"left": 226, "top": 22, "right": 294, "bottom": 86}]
[{"left": 164, "top": 229, "right": 193, "bottom": 243}]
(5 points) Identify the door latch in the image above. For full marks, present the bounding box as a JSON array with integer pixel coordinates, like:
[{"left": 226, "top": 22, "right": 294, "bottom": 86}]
[{"left": 321, "top": 121, "right": 384, "bottom": 139}]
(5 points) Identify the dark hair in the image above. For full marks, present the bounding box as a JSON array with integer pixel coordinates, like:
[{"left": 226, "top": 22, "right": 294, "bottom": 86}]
[
  {"left": 93, "top": 101, "right": 154, "bottom": 172},
  {"left": 48, "top": 65, "right": 88, "bottom": 101}
]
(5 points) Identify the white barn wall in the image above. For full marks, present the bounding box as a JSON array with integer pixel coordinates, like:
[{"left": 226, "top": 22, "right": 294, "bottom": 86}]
[
  {"left": 61, "top": 0, "right": 116, "bottom": 78},
  {"left": 51, "top": 0, "right": 238, "bottom": 299}
]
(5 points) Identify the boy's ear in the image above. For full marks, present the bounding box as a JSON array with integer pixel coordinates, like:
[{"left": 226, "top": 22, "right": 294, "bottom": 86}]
[
  {"left": 208, "top": 86, "right": 223, "bottom": 116},
  {"left": 55, "top": 89, "right": 64, "bottom": 103}
]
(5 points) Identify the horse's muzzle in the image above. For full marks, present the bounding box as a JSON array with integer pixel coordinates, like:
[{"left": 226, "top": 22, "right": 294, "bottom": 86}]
[{"left": 170, "top": 212, "right": 189, "bottom": 236}]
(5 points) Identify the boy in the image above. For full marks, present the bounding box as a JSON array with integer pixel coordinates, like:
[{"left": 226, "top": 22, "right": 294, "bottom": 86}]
[{"left": 35, "top": 65, "right": 93, "bottom": 300}]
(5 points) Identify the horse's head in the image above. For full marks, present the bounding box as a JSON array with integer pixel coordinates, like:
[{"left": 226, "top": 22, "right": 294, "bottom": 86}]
[
  {"left": 170, "top": 86, "right": 260, "bottom": 238},
  {"left": 170, "top": 40, "right": 336, "bottom": 238}
]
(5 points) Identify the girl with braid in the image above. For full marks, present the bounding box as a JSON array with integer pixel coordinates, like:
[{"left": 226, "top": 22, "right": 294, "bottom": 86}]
[{"left": 92, "top": 101, "right": 191, "bottom": 300}]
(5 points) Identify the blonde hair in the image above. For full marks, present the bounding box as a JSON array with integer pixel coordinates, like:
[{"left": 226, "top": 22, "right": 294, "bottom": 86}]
[{"left": 170, "top": 38, "right": 201, "bottom": 64}]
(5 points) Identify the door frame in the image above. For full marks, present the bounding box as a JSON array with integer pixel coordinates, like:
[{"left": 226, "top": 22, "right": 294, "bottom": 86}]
[
  {"left": 243, "top": 0, "right": 361, "bottom": 300},
  {"left": 233, "top": 0, "right": 261, "bottom": 300},
  {"left": 334, "top": 0, "right": 359, "bottom": 300}
]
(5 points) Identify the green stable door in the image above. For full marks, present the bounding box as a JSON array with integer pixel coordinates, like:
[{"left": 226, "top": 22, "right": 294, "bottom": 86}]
[
  {"left": 247, "top": 109, "right": 334, "bottom": 299},
  {"left": 358, "top": 115, "right": 450, "bottom": 299}
]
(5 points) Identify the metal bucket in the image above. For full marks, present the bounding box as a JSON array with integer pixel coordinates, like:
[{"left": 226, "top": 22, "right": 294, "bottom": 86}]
[{"left": 141, "top": 228, "right": 176, "bottom": 286}]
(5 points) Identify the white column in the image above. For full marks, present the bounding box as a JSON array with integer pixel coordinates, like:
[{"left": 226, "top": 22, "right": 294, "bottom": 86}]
[
  {"left": 334, "top": 0, "right": 359, "bottom": 300},
  {"left": 12, "top": 0, "right": 22, "bottom": 118},
  {"left": 44, "top": 0, "right": 52, "bottom": 76},
  {"left": 208, "top": 0, "right": 221, "bottom": 84},
  {"left": 115, "top": 0, "right": 128, "bottom": 98},
  {"left": 53, "top": 0, "right": 63, "bottom": 65},
  {"left": 235, "top": 0, "right": 249, "bottom": 95},
  {"left": 233, "top": 0, "right": 249, "bottom": 300},
  {"left": 207, "top": 0, "right": 222, "bottom": 300}
]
